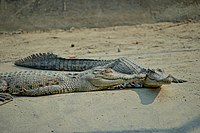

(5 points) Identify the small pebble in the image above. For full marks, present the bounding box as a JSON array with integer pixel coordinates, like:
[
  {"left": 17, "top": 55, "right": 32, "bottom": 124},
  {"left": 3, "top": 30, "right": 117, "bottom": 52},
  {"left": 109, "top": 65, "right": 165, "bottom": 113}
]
[
  {"left": 71, "top": 44, "right": 75, "bottom": 47},
  {"left": 117, "top": 46, "right": 121, "bottom": 52},
  {"left": 69, "top": 27, "right": 75, "bottom": 32}
]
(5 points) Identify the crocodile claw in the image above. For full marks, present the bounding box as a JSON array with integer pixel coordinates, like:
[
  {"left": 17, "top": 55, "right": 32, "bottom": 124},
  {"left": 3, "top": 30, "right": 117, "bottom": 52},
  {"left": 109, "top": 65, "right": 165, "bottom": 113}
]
[
  {"left": 172, "top": 78, "right": 187, "bottom": 83},
  {"left": 168, "top": 74, "right": 187, "bottom": 83},
  {"left": 0, "top": 93, "right": 13, "bottom": 105}
]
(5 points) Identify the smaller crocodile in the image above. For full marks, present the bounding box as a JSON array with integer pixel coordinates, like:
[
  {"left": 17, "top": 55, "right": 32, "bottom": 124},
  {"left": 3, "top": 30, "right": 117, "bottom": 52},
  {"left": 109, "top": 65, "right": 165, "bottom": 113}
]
[{"left": 0, "top": 65, "right": 145, "bottom": 104}]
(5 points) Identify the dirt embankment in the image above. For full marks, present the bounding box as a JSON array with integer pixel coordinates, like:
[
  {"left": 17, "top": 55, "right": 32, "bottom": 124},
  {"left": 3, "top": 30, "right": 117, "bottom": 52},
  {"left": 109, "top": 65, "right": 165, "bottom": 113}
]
[{"left": 0, "top": 0, "right": 199, "bottom": 31}]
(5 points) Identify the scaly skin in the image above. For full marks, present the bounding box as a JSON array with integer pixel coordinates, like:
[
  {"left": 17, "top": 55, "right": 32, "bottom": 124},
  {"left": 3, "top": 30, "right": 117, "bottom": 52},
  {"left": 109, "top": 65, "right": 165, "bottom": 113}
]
[
  {"left": 0, "top": 66, "right": 145, "bottom": 103},
  {"left": 15, "top": 53, "right": 144, "bottom": 74},
  {"left": 15, "top": 53, "right": 115, "bottom": 71},
  {"left": 15, "top": 53, "right": 187, "bottom": 87}
]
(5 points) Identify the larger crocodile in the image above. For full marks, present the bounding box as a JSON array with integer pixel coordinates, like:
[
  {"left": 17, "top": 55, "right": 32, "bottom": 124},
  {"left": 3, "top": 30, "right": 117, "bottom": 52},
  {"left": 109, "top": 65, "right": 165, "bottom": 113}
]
[
  {"left": 15, "top": 53, "right": 187, "bottom": 86},
  {"left": 0, "top": 65, "right": 145, "bottom": 104}
]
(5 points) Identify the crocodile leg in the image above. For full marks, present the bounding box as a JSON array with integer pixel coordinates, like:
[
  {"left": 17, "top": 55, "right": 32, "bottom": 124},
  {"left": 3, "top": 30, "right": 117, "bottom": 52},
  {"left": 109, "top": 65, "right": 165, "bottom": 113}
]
[
  {"left": 0, "top": 79, "right": 13, "bottom": 105},
  {"left": 0, "top": 93, "right": 13, "bottom": 101},
  {"left": 21, "top": 85, "right": 69, "bottom": 96},
  {"left": 0, "top": 93, "right": 13, "bottom": 106}
]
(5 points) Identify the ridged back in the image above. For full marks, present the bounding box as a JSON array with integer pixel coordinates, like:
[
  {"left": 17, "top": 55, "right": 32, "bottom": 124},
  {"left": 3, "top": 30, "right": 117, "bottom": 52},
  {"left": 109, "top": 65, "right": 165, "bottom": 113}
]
[
  {"left": 14, "top": 53, "right": 147, "bottom": 75},
  {"left": 15, "top": 53, "right": 113, "bottom": 71},
  {"left": 108, "top": 57, "right": 146, "bottom": 74}
]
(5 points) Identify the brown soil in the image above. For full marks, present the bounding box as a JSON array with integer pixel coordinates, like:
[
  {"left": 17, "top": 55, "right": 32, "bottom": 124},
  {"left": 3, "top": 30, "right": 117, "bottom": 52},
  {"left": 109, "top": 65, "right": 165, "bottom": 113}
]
[{"left": 0, "top": 21, "right": 200, "bottom": 133}]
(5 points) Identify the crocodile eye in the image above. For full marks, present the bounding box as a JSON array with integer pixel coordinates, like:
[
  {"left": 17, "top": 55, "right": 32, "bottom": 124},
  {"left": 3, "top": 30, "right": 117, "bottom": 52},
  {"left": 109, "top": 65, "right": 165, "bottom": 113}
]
[{"left": 104, "top": 68, "right": 113, "bottom": 73}]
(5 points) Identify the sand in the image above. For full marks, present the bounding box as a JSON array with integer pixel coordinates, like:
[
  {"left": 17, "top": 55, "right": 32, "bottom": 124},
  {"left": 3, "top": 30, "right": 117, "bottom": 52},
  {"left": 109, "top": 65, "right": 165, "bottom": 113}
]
[{"left": 0, "top": 21, "right": 200, "bottom": 133}]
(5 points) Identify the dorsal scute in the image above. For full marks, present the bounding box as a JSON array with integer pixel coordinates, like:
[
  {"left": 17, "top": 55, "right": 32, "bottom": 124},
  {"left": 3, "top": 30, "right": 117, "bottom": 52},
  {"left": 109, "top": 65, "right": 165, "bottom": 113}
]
[
  {"left": 107, "top": 57, "right": 146, "bottom": 75},
  {"left": 15, "top": 52, "right": 58, "bottom": 64}
]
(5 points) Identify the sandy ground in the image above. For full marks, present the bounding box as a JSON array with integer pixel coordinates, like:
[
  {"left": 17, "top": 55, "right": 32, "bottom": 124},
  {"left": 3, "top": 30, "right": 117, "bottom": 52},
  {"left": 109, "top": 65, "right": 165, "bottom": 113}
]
[{"left": 0, "top": 21, "right": 200, "bottom": 133}]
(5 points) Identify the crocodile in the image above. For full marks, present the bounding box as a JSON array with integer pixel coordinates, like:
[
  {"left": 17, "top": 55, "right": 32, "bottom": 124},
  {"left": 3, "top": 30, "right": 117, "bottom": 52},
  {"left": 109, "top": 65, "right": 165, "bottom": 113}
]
[
  {"left": 15, "top": 53, "right": 187, "bottom": 86},
  {"left": 0, "top": 65, "right": 145, "bottom": 104}
]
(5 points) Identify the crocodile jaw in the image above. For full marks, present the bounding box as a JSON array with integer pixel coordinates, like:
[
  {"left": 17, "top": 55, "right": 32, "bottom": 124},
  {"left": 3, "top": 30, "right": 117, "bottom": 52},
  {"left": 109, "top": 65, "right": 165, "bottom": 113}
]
[
  {"left": 143, "top": 77, "right": 172, "bottom": 88},
  {"left": 86, "top": 67, "right": 145, "bottom": 88},
  {"left": 88, "top": 78, "right": 127, "bottom": 88}
]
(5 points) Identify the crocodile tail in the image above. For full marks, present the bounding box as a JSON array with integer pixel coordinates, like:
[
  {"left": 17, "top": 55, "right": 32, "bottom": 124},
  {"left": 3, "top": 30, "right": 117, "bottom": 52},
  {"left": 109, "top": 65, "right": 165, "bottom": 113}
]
[
  {"left": 15, "top": 53, "right": 60, "bottom": 70},
  {"left": 14, "top": 53, "right": 112, "bottom": 71}
]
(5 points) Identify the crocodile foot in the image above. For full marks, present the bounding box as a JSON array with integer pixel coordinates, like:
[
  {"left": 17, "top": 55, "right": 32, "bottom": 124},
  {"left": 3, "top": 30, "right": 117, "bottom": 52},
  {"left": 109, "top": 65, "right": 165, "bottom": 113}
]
[{"left": 0, "top": 93, "right": 13, "bottom": 106}]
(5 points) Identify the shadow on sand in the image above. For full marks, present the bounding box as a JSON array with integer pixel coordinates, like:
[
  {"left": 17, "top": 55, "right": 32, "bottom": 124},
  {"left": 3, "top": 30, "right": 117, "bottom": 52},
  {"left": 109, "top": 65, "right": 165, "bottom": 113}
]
[{"left": 132, "top": 88, "right": 161, "bottom": 105}]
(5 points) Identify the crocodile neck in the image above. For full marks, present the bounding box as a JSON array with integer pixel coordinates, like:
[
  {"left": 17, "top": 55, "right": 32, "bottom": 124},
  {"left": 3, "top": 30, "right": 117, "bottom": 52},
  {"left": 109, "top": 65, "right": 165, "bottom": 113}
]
[{"left": 59, "top": 77, "right": 99, "bottom": 92}]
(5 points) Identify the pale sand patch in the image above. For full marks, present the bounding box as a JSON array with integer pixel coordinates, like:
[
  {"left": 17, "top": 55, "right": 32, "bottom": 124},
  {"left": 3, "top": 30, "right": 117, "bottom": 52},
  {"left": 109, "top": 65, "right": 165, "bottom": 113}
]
[{"left": 0, "top": 22, "right": 200, "bottom": 133}]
